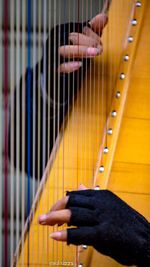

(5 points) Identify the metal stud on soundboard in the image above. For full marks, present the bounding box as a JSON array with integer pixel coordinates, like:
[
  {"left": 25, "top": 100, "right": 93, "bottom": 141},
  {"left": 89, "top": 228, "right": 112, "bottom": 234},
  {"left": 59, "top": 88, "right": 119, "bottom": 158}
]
[
  {"left": 103, "top": 147, "right": 109, "bottom": 154},
  {"left": 94, "top": 185, "right": 100, "bottom": 190},
  {"left": 116, "top": 91, "right": 121, "bottom": 98},
  {"left": 120, "top": 73, "right": 126, "bottom": 80},
  {"left": 124, "top": 55, "right": 129, "bottom": 61},
  {"left": 99, "top": 166, "right": 104, "bottom": 173},
  {"left": 128, "top": 36, "right": 134, "bottom": 43},
  {"left": 107, "top": 128, "right": 113, "bottom": 135},
  {"left": 136, "top": 1, "right": 142, "bottom": 7},
  {"left": 111, "top": 110, "right": 117, "bottom": 117},
  {"left": 82, "top": 245, "right": 88, "bottom": 249},
  {"left": 131, "top": 19, "right": 137, "bottom": 26}
]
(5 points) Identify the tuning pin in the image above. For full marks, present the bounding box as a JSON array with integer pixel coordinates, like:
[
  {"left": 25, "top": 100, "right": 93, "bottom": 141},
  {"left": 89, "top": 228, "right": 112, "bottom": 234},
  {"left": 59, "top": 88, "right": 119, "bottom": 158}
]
[
  {"left": 111, "top": 110, "right": 117, "bottom": 117},
  {"left": 128, "top": 36, "right": 134, "bottom": 43},
  {"left": 103, "top": 147, "right": 109, "bottom": 154},
  {"left": 136, "top": 1, "right": 142, "bottom": 7},
  {"left": 131, "top": 19, "right": 138, "bottom": 26},
  {"left": 120, "top": 73, "right": 126, "bottom": 80},
  {"left": 94, "top": 185, "right": 100, "bottom": 190},
  {"left": 99, "top": 166, "right": 104, "bottom": 173},
  {"left": 82, "top": 245, "right": 88, "bottom": 249},
  {"left": 107, "top": 128, "right": 113, "bottom": 135},
  {"left": 116, "top": 91, "right": 121, "bottom": 98},
  {"left": 124, "top": 55, "right": 129, "bottom": 61}
]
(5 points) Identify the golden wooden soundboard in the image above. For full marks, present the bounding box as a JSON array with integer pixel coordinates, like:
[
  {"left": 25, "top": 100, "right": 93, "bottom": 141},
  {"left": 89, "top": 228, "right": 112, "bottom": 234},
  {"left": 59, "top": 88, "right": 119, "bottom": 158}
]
[{"left": 14, "top": 0, "right": 150, "bottom": 266}]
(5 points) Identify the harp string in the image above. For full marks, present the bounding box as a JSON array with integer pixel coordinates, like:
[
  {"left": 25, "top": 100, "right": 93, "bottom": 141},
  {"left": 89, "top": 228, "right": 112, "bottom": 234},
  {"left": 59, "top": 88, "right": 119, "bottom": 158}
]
[
  {"left": 16, "top": 0, "right": 21, "bottom": 262},
  {"left": 89, "top": 0, "right": 92, "bottom": 183},
  {"left": 10, "top": 0, "right": 15, "bottom": 264},
  {"left": 48, "top": 0, "right": 52, "bottom": 263},
  {"left": 62, "top": 0, "right": 66, "bottom": 262},
  {"left": 85, "top": 0, "right": 89, "bottom": 187},
  {"left": 32, "top": 0, "right": 36, "bottom": 203},
  {"left": 21, "top": 0, "right": 26, "bottom": 264},
  {"left": 0, "top": 0, "right": 2, "bottom": 263},
  {"left": 97, "top": 0, "right": 101, "bottom": 183},
  {"left": 42, "top": 0, "right": 47, "bottom": 264},
  {"left": 42, "top": 0, "right": 47, "bottom": 174},
  {"left": 37, "top": 0, "right": 42, "bottom": 263},
  {"left": 81, "top": 0, "right": 83, "bottom": 185},
  {"left": 92, "top": 0, "right": 96, "bottom": 180},
  {"left": 53, "top": 0, "right": 57, "bottom": 262},
  {"left": 3, "top": 0, "right": 9, "bottom": 265},
  {"left": 27, "top": 0, "right": 32, "bottom": 263}
]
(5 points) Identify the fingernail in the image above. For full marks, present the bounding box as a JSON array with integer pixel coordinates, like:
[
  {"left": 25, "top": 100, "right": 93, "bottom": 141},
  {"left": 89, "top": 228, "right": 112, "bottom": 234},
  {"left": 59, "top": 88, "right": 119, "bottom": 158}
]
[
  {"left": 97, "top": 45, "right": 103, "bottom": 53},
  {"left": 50, "top": 232, "right": 61, "bottom": 240},
  {"left": 87, "top": 47, "right": 100, "bottom": 56},
  {"left": 38, "top": 214, "right": 47, "bottom": 224},
  {"left": 72, "top": 61, "right": 82, "bottom": 68}
]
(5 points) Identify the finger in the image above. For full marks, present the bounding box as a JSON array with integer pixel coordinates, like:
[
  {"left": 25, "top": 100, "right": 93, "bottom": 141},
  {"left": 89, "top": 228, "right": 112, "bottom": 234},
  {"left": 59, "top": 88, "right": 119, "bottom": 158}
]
[
  {"left": 50, "top": 196, "right": 69, "bottom": 212},
  {"left": 68, "top": 207, "right": 98, "bottom": 227},
  {"left": 50, "top": 230, "right": 67, "bottom": 242},
  {"left": 59, "top": 45, "right": 101, "bottom": 58},
  {"left": 67, "top": 189, "right": 96, "bottom": 197},
  {"left": 69, "top": 33, "right": 100, "bottom": 48},
  {"left": 38, "top": 209, "right": 71, "bottom": 226},
  {"left": 89, "top": 13, "right": 108, "bottom": 35},
  {"left": 83, "top": 26, "right": 101, "bottom": 44},
  {"left": 66, "top": 193, "right": 94, "bottom": 210},
  {"left": 50, "top": 185, "right": 87, "bottom": 213},
  {"left": 78, "top": 184, "right": 87, "bottom": 190},
  {"left": 67, "top": 227, "right": 96, "bottom": 246},
  {"left": 58, "top": 61, "right": 82, "bottom": 73}
]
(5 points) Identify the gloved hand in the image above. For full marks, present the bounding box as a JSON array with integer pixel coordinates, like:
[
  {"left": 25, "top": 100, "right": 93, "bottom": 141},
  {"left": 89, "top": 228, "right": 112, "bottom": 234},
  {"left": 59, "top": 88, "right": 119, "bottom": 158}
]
[
  {"left": 38, "top": 189, "right": 150, "bottom": 267},
  {"left": 66, "top": 190, "right": 150, "bottom": 266}
]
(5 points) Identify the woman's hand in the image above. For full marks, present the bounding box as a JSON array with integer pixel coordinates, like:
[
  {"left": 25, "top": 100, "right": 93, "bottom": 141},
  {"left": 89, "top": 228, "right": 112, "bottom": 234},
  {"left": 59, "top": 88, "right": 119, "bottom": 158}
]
[
  {"left": 38, "top": 187, "right": 150, "bottom": 266},
  {"left": 58, "top": 13, "right": 108, "bottom": 73}
]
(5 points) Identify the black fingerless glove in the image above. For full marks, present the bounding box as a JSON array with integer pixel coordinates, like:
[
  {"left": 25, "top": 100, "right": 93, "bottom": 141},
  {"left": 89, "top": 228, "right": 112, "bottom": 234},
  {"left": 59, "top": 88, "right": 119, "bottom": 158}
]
[{"left": 66, "top": 189, "right": 150, "bottom": 266}]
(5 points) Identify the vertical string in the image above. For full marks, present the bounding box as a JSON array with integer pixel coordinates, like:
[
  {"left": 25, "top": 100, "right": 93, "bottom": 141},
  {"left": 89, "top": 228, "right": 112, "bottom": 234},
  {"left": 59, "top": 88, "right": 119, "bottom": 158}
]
[
  {"left": 37, "top": 0, "right": 41, "bottom": 187},
  {"left": 89, "top": 0, "right": 92, "bottom": 183},
  {"left": 47, "top": 0, "right": 51, "bottom": 165},
  {"left": 27, "top": 0, "right": 32, "bottom": 264},
  {"left": 43, "top": 1, "right": 47, "bottom": 265},
  {"left": 53, "top": 0, "right": 56, "bottom": 262},
  {"left": 106, "top": 0, "right": 109, "bottom": 150},
  {"left": 101, "top": 0, "right": 105, "bottom": 166},
  {"left": 42, "top": 0, "right": 47, "bottom": 174},
  {"left": 47, "top": 0, "right": 51, "bottom": 261},
  {"left": 16, "top": 0, "right": 21, "bottom": 262},
  {"left": 10, "top": 0, "right": 15, "bottom": 264},
  {"left": 38, "top": 0, "right": 42, "bottom": 262},
  {"left": 97, "top": 0, "right": 100, "bottom": 180},
  {"left": 57, "top": 0, "right": 61, "bottom": 262},
  {"left": 21, "top": 0, "right": 26, "bottom": 265},
  {"left": 62, "top": 0, "right": 67, "bottom": 262},
  {"left": 3, "top": 0, "right": 9, "bottom": 266},
  {"left": 85, "top": 0, "right": 89, "bottom": 187},
  {"left": 0, "top": 0, "right": 3, "bottom": 265},
  {"left": 32, "top": 0, "right": 37, "bottom": 264},
  {"left": 92, "top": 0, "right": 96, "bottom": 178},
  {"left": 67, "top": 0, "right": 71, "bottom": 192},
  {"left": 80, "top": 0, "right": 83, "bottom": 186},
  {"left": 32, "top": 0, "right": 37, "bottom": 211},
  {"left": 72, "top": 0, "right": 75, "bottom": 188}
]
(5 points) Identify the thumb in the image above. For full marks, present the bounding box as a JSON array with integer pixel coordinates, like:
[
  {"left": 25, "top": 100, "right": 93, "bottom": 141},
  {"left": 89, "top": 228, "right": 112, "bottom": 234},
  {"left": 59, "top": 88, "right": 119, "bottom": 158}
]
[{"left": 89, "top": 13, "right": 108, "bottom": 35}]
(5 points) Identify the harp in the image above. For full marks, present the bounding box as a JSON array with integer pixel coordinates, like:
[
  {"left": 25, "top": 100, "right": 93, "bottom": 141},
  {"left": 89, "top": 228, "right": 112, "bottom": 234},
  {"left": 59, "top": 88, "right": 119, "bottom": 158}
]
[{"left": 1, "top": 0, "right": 150, "bottom": 266}]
